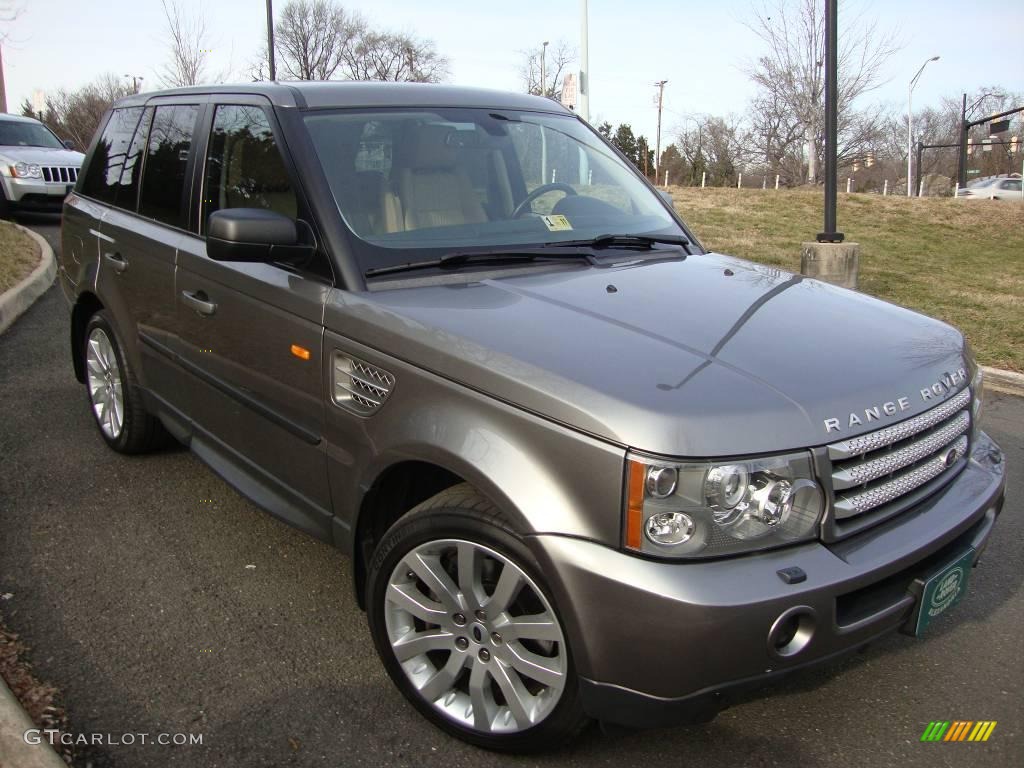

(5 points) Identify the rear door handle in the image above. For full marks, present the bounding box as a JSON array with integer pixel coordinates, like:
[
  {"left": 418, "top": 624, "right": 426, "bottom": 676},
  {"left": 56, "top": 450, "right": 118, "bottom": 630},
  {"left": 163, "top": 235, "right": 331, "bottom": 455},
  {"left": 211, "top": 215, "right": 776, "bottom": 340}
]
[
  {"left": 103, "top": 251, "right": 128, "bottom": 274},
  {"left": 181, "top": 289, "right": 217, "bottom": 316}
]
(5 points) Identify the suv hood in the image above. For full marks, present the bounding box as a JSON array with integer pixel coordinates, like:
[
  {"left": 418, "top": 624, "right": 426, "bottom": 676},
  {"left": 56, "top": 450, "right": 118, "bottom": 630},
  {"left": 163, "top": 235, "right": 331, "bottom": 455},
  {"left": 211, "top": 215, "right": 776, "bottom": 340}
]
[
  {"left": 0, "top": 146, "right": 85, "bottom": 166},
  {"left": 329, "top": 254, "right": 969, "bottom": 456}
]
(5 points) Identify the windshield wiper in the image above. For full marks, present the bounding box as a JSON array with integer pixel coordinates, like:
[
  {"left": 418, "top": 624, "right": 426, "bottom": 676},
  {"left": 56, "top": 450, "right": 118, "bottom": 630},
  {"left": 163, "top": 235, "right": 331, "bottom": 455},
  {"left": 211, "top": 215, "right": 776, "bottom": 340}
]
[
  {"left": 550, "top": 233, "right": 690, "bottom": 250},
  {"left": 365, "top": 248, "right": 596, "bottom": 278}
]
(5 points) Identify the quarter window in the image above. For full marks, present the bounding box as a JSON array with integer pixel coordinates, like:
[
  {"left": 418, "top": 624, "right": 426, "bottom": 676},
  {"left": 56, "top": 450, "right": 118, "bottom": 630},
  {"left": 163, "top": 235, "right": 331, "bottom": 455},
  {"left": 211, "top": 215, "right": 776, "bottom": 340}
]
[
  {"left": 79, "top": 107, "right": 144, "bottom": 206},
  {"left": 203, "top": 105, "right": 297, "bottom": 232},
  {"left": 138, "top": 105, "right": 199, "bottom": 228}
]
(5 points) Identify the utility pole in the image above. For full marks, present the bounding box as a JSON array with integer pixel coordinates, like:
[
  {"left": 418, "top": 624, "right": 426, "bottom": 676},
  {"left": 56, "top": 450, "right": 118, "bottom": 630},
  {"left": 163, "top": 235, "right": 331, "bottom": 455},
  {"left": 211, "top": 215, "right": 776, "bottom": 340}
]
[
  {"left": 540, "top": 41, "right": 548, "bottom": 98},
  {"left": 907, "top": 55, "right": 940, "bottom": 196},
  {"left": 654, "top": 80, "right": 667, "bottom": 183},
  {"left": 266, "top": 0, "right": 276, "bottom": 81},
  {"left": 579, "top": 0, "right": 589, "bottom": 121}
]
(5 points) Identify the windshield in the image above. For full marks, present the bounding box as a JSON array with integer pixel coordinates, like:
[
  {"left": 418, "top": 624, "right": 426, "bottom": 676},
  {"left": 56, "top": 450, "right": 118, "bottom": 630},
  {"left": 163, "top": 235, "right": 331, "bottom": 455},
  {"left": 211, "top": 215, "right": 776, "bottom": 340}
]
[
  {"left": 302, "top": 108, "right": 684, "bottom": 273},
  {"left": 966, "top": 177, "right": 997, "bottom": 188},
  {"left": 0, "top": 120, "right": 64, "bottom": 149}
]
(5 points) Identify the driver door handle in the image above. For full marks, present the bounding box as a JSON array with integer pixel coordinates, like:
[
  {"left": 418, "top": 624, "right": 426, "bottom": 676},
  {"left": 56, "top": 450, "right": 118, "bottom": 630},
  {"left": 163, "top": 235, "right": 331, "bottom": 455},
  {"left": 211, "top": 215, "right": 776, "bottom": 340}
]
[
  {"left": 103, "top": 252, "right": 128, "bottom": 274},
  {"left": 181, "top": 289, "right": 217, "bottom": 316}
]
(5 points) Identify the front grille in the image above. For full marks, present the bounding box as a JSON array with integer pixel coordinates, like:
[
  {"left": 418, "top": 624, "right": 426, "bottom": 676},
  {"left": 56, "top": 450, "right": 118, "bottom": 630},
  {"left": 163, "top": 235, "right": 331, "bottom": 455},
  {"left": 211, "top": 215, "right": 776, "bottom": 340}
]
[
  {"left": 41, "top": 166, "right": 79, "bottom": 184},
  {"left": 826, "top": 388, "right": 971, "bottom": 536},
  {"left": 332, "top": 352, "right": 395, "bottom": 415}
]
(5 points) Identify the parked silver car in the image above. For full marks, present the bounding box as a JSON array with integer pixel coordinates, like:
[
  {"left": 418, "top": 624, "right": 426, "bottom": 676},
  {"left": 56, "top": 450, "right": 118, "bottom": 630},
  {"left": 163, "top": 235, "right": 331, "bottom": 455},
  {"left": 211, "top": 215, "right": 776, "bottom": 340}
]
[
  {"left": 0, "top": 113, "right": 84, "bottom": 216},
  {"left": 957, "top": 174, "right": 1023, "bottom": 201},
  {"left": 59, "top": 83, "right": 1006, "bottom": 752}
]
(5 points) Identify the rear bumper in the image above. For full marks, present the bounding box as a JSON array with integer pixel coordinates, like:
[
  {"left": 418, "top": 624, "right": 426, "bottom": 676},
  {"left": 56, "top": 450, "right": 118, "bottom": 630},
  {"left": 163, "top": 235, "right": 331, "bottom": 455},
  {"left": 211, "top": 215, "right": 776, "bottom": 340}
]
[{"left": 528, "top": 432, "right": 1005, "bottom": 728}]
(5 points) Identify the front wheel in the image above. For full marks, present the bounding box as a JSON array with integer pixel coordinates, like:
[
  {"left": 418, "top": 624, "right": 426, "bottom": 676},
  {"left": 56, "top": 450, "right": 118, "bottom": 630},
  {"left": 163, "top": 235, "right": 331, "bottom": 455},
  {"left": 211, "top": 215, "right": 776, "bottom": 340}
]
[{"left": 366, "top": 485, "right": 588, "bottom": 752}]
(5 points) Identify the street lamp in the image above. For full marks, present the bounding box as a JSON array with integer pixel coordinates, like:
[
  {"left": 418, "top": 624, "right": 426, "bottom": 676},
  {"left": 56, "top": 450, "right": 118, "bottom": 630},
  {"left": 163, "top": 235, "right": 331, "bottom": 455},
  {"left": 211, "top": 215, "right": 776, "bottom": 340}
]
[
  {"left": 907, "top": 55, "right": 940, "bottom": 197},
  {"left": 123, "top": 74, "right": 143, "bottom": 94},
  {"left": 540, "top": 41, "right": 549, "bottom": 98}
]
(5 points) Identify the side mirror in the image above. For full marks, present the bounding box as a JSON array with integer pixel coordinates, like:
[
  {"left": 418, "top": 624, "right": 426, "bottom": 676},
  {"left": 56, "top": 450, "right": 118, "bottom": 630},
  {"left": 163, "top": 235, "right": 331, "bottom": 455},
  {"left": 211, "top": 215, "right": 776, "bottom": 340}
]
[
  {"left": 658, "top": 190, "right": 674, "bottom": 206},
  {"left": 62, "top": 139, "right": 76, "bottom": 150},
  {"left": 206, "top": 208, "right": 313, "bottom": 263}
]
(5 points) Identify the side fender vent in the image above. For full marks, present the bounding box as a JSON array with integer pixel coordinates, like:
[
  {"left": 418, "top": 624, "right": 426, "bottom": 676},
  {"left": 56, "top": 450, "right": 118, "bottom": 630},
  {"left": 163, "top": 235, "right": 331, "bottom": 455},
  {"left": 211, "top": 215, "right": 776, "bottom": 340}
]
[{"left": 332, "top": 352, "right": 395, "bottom": 415}]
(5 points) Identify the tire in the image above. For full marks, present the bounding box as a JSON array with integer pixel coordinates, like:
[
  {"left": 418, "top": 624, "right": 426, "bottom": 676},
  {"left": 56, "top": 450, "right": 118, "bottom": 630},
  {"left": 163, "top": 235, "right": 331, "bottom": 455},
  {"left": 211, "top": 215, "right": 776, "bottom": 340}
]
[
  {"left": 0, "top": 186, "right": 11, "bottom": 220},
  {"left": 82, "top": 310, "right": 168, "bottom": 454},
  {"left": 366, "top": 484, "right": 589, "bottom": 752}
]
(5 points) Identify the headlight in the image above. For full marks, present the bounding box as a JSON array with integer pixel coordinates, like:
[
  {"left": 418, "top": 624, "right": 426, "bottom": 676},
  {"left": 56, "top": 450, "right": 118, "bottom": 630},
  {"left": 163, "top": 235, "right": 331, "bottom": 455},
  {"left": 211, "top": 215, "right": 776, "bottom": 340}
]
[
  {"left": 625, "top": 451, "right": 825, "bottom": 559},
  {"left": 12, "top": 162, "right": 42, "bottom": 179}
]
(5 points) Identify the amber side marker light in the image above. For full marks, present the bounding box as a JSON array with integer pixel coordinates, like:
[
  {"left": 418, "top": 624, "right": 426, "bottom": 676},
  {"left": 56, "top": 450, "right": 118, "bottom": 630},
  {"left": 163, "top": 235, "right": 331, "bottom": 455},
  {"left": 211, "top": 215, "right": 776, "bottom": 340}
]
[
  {"left": 625, "top": 460, "right": 646, "bottom": 550},
  {"left": 290, "top": 344, "right": 311, "bottom": 361}
]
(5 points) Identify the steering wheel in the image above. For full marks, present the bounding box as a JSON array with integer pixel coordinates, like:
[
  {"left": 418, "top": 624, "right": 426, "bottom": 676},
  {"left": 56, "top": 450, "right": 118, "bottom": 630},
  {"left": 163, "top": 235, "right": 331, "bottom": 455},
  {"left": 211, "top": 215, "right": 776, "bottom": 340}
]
[{"left": 511, "top": 182, "right": 578, "bottom": 218}]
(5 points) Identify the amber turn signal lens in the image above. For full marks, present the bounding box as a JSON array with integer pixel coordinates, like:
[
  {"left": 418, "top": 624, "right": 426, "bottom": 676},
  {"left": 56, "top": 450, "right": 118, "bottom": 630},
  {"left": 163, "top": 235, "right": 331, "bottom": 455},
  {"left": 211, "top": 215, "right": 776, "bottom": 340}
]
[
  {"left": 625, "top": 460, "right": 646, "bottom": 550},
  {"left": 290, "top": 344, "right": 311, "bottom": 361}
]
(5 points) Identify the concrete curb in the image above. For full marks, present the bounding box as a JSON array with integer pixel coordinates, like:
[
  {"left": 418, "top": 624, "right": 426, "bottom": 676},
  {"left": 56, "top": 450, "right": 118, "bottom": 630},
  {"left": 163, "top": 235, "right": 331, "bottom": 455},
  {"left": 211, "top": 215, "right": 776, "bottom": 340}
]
[
  {"left": 0, "top": 677, "right": 66, "bottom": 768},
  {"left": 982, "top": 366, "right": 1024, "bottom": 398},
  {"left": 0, "top": 224, "right": 56, "bottom": 335}
]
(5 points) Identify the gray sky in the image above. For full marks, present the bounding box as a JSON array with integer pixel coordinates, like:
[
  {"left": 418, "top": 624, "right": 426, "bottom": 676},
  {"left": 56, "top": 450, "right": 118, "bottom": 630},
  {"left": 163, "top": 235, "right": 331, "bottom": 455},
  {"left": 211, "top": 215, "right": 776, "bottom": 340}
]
[{"left": 4, "top": 0, "right": 1022, "bottom": 144}]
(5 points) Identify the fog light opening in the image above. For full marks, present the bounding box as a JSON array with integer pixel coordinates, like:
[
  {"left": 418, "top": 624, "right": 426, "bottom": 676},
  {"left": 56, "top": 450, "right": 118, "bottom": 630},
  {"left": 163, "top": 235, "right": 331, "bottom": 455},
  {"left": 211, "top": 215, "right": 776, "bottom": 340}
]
[{"left": 768, "top": 607, "right": 816, "bottom": 658}]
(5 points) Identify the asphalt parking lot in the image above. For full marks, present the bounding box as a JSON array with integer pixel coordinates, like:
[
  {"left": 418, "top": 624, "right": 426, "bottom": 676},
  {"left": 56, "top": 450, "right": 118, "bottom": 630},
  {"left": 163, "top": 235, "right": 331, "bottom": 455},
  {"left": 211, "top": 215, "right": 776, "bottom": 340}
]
[{"left": 1, "top": 219, "right": 1021, "bottom": 768}]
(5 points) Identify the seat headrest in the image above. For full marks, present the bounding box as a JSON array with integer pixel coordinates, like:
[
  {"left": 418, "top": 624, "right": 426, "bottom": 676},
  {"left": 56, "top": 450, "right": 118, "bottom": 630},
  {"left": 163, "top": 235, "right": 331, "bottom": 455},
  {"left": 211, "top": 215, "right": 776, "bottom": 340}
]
[{"left": 408, "top": 124, "right": 457, "bottom": 170}]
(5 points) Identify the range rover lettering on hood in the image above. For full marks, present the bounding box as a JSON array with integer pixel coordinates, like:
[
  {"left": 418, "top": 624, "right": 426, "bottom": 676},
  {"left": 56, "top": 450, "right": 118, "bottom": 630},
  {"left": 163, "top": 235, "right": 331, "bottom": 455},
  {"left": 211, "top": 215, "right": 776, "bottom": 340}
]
[{"left": 823, "top": 368, "right": 968, "bottom": 434}]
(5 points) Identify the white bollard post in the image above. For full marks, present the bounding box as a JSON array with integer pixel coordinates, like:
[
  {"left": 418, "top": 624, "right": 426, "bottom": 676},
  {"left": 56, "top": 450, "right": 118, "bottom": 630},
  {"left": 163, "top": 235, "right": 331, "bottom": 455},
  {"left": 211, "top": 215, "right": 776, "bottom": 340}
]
[
  {"left": 665, "top": 170, "right": 669, "bottom": 187},
  {"left": 883, "top": 179, "right": 888, "bottom": 196},
  {"left": 762, "top": 176, "right": 767, "bottom": 189},
  {"left": 737, "top": 173, "right": 742, "bottom": 189},
  {"left": 701, "top": 171, "right": 706, "bottom": 188},
  {"left": 918, "top": 179, "right": 924, "bottom": 197},
  {"left": 954, "top": 181, "right": 959, "bottom": 198},
  {"left": 775, "top": 174, "right": 780, "bottom": 190},
  {"left": 846, "top": 177, "right": 851, "bottom": 193}
]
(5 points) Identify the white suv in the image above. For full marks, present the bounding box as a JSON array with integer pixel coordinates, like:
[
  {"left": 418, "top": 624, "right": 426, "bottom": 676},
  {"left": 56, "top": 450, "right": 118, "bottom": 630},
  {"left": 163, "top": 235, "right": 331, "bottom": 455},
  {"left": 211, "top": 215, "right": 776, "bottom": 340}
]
[{"left": 0, "top": 113, "right": 85, "bottom": 217}]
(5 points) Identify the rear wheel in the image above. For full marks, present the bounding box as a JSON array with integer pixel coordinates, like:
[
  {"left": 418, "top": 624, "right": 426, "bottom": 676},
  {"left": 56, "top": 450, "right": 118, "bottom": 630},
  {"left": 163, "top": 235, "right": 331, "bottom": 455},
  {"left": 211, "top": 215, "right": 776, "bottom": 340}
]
[
  {"left": 366, "top": 485, "right": 588, "bottom": 752},
  {"left": 83, "top": 311, "right": 167, "bottom": 453}
]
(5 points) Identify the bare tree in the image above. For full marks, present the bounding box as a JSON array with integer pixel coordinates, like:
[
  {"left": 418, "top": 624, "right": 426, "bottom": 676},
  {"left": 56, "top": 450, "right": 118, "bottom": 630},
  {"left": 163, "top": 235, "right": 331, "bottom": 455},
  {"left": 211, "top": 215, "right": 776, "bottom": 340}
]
[
  {"left": 342, "top": 31, "right": 448, "bottom": 82},
  {"left": 744, "top": 0, "right": 901, "bottom": 183},
  {"left": 275, "top": 0, "right": 364, "bottom": 80},
  {"left": 159, "top": 0, "right": 210, "bottom": 88},
  {"left": 39, "top": 74, "right": 133, "bottom": 150},
  {"left": 520, "top": 40, "right": 576, "bottom": 100}
]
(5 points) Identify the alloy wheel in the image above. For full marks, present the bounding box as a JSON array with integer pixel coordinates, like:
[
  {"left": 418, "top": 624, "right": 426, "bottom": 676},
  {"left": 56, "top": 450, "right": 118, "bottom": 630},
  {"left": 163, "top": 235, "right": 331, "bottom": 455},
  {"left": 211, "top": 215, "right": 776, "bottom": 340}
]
[
  {"left": 86, "top": 327, "right": 124, "bottom": 439},
  {"left": 384, "top": 538, "right": 567, "bottom": 734}
]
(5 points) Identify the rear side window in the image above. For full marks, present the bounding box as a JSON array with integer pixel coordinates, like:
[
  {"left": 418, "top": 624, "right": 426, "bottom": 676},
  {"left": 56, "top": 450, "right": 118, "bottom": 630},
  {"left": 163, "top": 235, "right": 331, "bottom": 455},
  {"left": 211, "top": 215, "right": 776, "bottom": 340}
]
[
  {"left": 139, "top": 105, "right": 199, "bottom": 228},
  {"left": 202, "top": 104, "right": 297, "bottom": 232},
  {"left": 113, "top": 108, "right": 154, "bottom": 212},
  {"left": 79, "top": 107, "right": 144, "bottom": 205}
]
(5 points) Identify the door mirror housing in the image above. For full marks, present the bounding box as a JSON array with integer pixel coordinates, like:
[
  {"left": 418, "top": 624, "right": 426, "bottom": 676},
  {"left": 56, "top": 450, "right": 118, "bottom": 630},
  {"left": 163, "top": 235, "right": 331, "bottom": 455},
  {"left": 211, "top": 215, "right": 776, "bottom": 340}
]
[
  {"left": 206, "top": 208, "right": 314, "bottom": 263},
  {"left": 62, "top": 139, "right": 76, "bottom": 150},
  {"left": 658, "top": 190, "right": 674, "bottom": 206}
]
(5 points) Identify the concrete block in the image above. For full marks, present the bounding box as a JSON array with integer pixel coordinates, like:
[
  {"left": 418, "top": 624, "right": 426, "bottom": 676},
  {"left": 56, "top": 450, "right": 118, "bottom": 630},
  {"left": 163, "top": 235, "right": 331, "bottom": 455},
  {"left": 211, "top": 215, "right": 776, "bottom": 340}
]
[{"left": 801, "top": 241, "right": 860, "bottom": 290}]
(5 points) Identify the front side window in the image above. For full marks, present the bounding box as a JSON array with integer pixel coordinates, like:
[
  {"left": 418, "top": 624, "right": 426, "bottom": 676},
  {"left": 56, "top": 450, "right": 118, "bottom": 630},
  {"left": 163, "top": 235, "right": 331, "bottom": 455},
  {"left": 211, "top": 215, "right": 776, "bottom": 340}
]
[
  {"left": 203, "top": 105, "right": 297, "bottom": 232},
  {"left": 138, "top": 105, "right": 199, "bottom": 228},
  {"left": 79, "top": 107, "right": 144, "bottom": 205},
  {"left": 303, "top": 108, "right": 682, "bottom": 274}
]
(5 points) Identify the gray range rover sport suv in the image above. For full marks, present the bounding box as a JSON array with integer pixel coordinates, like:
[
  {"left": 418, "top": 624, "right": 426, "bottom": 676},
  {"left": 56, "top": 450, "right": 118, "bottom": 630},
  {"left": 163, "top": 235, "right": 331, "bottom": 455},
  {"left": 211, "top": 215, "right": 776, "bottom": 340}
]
[{"left": 59, "top": 82, "right": 1006, "bottom": 752}]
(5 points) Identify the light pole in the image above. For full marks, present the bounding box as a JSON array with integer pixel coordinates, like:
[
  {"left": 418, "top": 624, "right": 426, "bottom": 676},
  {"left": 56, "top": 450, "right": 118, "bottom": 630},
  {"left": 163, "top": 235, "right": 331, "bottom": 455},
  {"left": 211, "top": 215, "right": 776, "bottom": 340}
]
[
  {"left": 540, "top": 41, "right": 548, "bottom": 97},
  {"left": 907, "top": 55, "right": 939, "bottom": 197},
  {"left": 579, "top": 0, "right": 589, "bottom": 121},
  {"left": 266, "top": 0, "right": 276, "bottom": 81},
  {"left": 123, "top": 74, "right": 143, "bottom": 94}
]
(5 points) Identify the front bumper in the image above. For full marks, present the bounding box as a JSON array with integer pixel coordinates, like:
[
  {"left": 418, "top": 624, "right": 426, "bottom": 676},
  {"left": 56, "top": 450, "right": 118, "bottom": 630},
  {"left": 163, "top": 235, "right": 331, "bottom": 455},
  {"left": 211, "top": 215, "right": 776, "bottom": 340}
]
[
  {"left": 529, "top": 431, "right": 1006, "bottom": 728},
  {"left": 1, "top": 175, "right": 73, "bottom": 211}
]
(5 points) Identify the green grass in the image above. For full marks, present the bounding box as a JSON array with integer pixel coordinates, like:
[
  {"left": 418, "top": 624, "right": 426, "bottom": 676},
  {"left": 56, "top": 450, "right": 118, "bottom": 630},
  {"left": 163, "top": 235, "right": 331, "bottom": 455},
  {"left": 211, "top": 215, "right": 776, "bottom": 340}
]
[
  {"left": 669, "top": 187, "right": 1024, "bottom": 372},
  {"left": 0, "top": 221, "right": 40, "bottom": 295}
]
